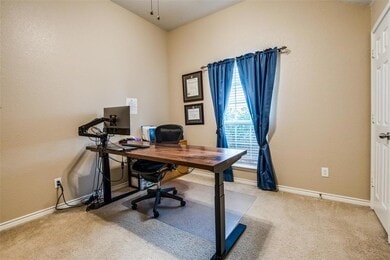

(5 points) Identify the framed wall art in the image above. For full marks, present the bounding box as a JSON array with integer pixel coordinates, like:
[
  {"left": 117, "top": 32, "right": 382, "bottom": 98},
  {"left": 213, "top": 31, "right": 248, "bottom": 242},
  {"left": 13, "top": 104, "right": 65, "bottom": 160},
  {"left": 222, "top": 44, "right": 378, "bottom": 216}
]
[
  {"left": 184, "top": 103, "right": 204, "bottom": 125},
  {"left": 182, "top": 71, "right": 203, "bottom": 102}
]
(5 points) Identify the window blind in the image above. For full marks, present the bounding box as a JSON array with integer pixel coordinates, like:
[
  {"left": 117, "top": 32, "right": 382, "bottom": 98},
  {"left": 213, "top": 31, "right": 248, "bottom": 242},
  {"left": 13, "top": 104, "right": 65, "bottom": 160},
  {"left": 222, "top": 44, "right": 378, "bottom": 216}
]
[{"left": 224, "top": 63, "right": 259, "bottom": 167}]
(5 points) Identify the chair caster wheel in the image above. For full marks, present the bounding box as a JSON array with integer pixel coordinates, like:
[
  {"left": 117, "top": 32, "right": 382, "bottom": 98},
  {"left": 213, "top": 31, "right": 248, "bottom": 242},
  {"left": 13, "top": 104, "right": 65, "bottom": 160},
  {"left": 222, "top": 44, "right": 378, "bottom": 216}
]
[
  {"left": 153, "top": 210, "right": 160, "bottom": 218},
  {"left": 173, "top": 189, "right": 178, "bottom": 195},
  {"left": 131, "top": 204, "right": 137, "bottom": 210},
  {"left": 180, "top": 201, "right": 186, "bottom": 207}
]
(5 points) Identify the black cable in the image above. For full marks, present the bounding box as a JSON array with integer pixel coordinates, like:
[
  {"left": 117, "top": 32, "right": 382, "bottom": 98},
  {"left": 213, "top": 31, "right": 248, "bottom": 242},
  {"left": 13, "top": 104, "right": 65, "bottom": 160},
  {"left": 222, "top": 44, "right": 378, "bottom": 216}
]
[
  {"left": 85, "top": 141, "right": 104, "bottom": 207},
  {"left": 86, "top": 127, "right": 104, "bottom": 143},
  {"left": 101, "top": 157, "right": 125, "bottom": 182},
  {"left": 100, "top": 143, "right": 127, "bottom": 182},
  {"left": 109, "top": 156, "right": 128, "bottom": 164},
  {"left": 91, "top": 152, "right": 99, "bottom": 194},
  {"left": 107, "top": 140, "right": 123, "bottom": 148},
  {"left": 92, "top": 151, "right": 103, "bottom": 201},
  {"left": 86, "top": 138, "right": 128, "bottom": 208},
  {"left": 55, "top": 183, "right": 85, "bottom": 210},
  {"left": 90, "top": 126, "right": 103, "bottom": 135}
]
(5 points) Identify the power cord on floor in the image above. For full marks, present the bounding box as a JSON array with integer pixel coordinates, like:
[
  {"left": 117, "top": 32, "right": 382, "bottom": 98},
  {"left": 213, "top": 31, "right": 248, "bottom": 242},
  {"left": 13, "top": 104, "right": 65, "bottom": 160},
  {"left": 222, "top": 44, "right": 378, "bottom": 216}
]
[
  {"left": 84, "top": 189, "right": 104, "bottom": 211},
  {"left": 55, "top": 182, "right": 85, "bottom": 210}
]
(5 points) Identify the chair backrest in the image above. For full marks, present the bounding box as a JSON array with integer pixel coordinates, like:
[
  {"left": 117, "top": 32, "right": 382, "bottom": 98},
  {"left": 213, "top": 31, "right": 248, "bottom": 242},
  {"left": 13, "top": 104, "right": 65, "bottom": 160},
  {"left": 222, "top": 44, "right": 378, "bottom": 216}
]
[{"left": 155, "top": 124, "right": 183, "bottom": 144}]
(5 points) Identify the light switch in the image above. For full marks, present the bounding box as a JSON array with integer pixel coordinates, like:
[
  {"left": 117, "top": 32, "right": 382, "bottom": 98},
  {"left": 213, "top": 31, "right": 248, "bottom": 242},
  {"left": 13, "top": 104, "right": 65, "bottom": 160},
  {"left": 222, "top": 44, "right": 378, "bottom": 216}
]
[{"left": 126, "top": 97, "right": 138, "bottom": 115}]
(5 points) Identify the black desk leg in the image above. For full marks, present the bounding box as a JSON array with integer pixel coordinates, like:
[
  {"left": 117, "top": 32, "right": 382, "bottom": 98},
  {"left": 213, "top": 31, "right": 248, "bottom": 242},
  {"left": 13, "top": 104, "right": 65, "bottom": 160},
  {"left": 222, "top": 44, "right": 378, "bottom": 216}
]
[
  {"left": 101, "top": 151, "right": 112, "bottom": 203},
  {"left": 213, "top": 172, "right": 226, "bottom": 259},
  {"left": 211, "top": 172, "right": 247, "bottom": 260}
]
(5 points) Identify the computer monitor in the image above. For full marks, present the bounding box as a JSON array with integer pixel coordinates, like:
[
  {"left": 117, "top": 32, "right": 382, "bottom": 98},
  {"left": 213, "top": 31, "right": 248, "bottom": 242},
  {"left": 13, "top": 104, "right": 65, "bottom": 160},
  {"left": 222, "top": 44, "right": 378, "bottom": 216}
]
[{"left": 103, "top": 106, "right": 131, "bottom": 135}]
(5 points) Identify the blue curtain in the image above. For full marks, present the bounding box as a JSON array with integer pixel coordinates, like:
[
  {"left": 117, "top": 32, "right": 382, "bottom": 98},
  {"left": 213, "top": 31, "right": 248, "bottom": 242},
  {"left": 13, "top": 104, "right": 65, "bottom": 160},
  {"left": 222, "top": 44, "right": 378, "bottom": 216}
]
[
  {"left": 236, "top": 48, "right": 278, "bottom": 190},
  {"left": 208, "top": 58, "right": 235, "bottom": 181}
]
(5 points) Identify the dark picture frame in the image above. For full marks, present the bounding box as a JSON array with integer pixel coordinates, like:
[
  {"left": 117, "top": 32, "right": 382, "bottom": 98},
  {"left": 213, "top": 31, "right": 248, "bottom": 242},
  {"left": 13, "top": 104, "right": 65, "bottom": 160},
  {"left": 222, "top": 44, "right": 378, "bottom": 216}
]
[
  {"left": 184, "top": 103, "right": 204, "bottom": 125},
  {"left": 182, "top": 71, "right": 203, "bottom": 102}
]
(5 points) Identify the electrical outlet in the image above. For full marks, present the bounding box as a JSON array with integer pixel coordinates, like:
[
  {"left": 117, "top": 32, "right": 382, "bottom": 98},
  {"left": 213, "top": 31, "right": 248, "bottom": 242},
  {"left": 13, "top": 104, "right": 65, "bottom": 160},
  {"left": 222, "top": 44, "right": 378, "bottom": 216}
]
[
  {"left": 321, "top": 167, "right": 329, "bottom": 177},
  {"left": 54, "top": 177, "right": 62, "bottom": 188}
]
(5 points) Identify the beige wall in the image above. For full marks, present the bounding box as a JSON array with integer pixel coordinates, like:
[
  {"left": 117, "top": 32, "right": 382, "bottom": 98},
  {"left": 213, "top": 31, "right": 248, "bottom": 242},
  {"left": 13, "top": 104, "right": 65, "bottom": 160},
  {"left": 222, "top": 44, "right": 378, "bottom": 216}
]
[
  {"left": 168, "top": 1, "right": 371, "bottom": 199},
  {"left": 0, "top": 0, "right": 169, "bottom": 222},
  {"left": 371, "top": 0, "right": 389, "bottom": 28}
]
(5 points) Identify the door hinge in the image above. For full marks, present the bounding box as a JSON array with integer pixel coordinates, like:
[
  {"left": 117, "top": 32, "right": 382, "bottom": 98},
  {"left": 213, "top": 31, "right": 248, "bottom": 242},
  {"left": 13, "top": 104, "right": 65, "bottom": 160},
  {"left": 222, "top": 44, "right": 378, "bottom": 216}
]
[
  {"left": 371, "top": 49, "right": 375, "bottom": 59},
  {"left": 371, "top": 114, "right": 375, "bottom": 124}
]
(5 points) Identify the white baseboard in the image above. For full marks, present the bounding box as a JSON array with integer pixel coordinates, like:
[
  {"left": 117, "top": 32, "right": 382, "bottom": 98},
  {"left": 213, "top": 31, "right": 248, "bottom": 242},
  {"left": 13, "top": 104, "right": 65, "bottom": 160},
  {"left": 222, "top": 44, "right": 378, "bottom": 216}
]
[
  {"left": 0, "top": 182, "right": 131, "bottom": 232},
  {"left": 1, "top": 174, "right": 370, "bottom": 232},
  {"left": 277, "top": 185, "right": 370, "bottom": 207},
  {"left": 191, "top": 171, "right": 370, "bottom": 207},
  {"left": 0, "top": 194, "right": 89, "bottom": 232}
]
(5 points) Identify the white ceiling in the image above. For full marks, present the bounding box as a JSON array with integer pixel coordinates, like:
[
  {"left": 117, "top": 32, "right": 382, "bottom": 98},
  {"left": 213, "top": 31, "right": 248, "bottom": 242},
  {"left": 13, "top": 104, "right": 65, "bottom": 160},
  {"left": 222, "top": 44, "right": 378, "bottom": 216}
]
[
  {"left": 112, "top": 0, "right": 243, "bottom": 31},
  {"left": 112, "top": 0, "right": 372, "bottom": 32}
]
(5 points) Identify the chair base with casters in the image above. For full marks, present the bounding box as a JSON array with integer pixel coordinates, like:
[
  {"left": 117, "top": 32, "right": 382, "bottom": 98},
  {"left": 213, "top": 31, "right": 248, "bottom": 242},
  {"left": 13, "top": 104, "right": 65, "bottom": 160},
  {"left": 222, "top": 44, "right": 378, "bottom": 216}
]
[{"left": 131, "top": 162, "right": 186, "bottom": 218}]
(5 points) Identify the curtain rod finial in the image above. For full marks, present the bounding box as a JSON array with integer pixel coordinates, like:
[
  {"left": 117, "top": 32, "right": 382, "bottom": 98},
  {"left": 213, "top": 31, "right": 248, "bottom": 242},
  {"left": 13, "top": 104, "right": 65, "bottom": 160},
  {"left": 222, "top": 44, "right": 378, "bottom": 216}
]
[{"left": 278, "top": 46, "right": 290, "bottom": 54}]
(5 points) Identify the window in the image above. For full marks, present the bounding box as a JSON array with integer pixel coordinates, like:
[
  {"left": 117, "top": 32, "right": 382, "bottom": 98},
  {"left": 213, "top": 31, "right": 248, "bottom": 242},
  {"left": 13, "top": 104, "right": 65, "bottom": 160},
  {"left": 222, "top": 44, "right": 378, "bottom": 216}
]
[{"left": 224, "top": 63, "right": 259, "bottom": 168}]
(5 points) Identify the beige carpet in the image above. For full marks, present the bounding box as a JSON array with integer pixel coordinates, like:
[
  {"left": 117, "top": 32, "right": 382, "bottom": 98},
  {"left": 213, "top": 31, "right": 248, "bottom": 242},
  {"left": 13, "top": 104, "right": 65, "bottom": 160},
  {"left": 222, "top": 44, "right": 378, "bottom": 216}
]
[
  {"left": 127, "top": 179, "right": 256, "bottom": 242},
  {"left": 1, "top": 173, "right": 389, "bottom": 259}
]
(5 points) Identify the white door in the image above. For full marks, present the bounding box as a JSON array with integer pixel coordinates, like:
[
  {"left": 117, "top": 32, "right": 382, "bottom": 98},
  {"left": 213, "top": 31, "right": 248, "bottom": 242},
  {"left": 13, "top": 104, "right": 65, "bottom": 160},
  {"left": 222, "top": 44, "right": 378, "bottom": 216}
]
[{"left": 371, "top": 7, "right": 390, "bottom": 243}]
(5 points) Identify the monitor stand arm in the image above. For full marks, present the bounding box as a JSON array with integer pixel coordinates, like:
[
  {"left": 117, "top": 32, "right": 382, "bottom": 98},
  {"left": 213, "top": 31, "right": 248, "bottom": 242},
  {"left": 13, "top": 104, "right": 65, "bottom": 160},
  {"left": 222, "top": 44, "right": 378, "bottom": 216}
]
[{"left": 78, "top": 117, "right": 111, "bottom": 139}]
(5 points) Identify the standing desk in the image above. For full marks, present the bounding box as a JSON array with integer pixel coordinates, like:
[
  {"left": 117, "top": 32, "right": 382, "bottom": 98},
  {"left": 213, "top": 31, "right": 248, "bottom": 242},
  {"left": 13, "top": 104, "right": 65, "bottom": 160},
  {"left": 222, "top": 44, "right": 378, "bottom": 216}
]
[{"left": 87, "top": 143, "right": 247, "bottom": 260}]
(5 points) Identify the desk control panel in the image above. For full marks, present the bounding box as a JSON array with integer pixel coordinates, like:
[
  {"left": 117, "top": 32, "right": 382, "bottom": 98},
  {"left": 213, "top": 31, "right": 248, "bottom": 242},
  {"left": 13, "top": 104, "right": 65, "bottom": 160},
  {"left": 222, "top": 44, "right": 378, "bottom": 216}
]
[
  {"left": 105, "top": 144, "right": 137, "bottom": 151},
  {"left": 120, "top": 141, "right": 151, "bottom": 148}
]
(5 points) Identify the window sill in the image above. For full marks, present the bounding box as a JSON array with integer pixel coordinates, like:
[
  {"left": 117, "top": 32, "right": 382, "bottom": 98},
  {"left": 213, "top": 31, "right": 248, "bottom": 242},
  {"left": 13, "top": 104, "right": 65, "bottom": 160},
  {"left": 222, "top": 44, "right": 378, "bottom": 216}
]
[{"left": 232, "top": 163, "right": 257, "bottom": 172}]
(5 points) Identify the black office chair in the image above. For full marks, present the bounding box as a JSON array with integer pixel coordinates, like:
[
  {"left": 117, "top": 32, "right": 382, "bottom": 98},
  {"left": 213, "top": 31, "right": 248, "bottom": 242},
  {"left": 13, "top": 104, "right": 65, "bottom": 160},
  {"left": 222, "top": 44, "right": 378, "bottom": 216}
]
[{"left": 131, "top": 124, "right": 186, "bottom": 218}]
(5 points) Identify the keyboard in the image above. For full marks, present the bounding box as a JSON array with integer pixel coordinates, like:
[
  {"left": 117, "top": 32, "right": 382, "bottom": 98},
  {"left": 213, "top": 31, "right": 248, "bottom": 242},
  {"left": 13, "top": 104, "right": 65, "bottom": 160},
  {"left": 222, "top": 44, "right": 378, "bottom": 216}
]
[{"left": 121, "top": 141, "right": 150, "bottom": 148}]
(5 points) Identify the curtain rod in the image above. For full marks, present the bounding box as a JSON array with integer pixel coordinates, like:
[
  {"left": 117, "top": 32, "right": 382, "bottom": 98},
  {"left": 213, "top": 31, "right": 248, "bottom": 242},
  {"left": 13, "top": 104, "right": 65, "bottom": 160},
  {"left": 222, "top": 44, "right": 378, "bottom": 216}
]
[{"left": 200, "top": 46, "right": 288, "bottom": 70}]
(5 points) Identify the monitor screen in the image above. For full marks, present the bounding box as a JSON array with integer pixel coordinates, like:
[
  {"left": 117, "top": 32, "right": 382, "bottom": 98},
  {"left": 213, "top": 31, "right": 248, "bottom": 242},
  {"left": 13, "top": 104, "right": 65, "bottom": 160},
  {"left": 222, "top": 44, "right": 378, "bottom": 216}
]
[{"left": 103, "top": 106, "right": 131, "bottom": 135}]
